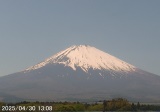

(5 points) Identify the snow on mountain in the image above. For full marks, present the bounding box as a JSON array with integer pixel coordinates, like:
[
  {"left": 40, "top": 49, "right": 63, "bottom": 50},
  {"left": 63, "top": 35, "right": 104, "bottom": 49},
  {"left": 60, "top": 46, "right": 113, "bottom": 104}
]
[
  {"left": 25, "top": 45, "right": 136, "bottom": 73},
  {"left": 1, "top": 45, "right": 160, "bottom": 102}
]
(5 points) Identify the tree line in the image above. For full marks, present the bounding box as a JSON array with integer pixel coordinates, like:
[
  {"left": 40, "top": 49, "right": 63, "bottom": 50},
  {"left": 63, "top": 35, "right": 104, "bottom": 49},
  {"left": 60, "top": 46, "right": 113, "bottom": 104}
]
[{"left": 0, "top": 98, "right": 160, "bottom": 112}]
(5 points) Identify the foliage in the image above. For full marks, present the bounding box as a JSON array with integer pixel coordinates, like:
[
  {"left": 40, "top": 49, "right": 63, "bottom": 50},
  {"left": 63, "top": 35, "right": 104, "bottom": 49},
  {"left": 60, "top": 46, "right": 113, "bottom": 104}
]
[
  {"left": 0, "top": 98, "right": 160, "bottom": 112},
  {"left": 53, "top": 102, "right": 85, "bottom": 111},
  {"left": 87, "top": 104, "right": 103, "bottom": 111},
  {"left": 105, "top": 98, "right": 131, "bottom": 111}
]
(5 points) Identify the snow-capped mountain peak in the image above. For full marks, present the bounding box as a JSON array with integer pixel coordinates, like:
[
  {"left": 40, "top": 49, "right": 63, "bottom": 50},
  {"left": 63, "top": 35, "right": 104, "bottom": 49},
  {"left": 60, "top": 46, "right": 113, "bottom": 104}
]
[
  {"left": 25, "top": 45, "right": 135, "bottom": 72},
  {"left": 1, "top": 45, "right": 160, "bottom": 103}
]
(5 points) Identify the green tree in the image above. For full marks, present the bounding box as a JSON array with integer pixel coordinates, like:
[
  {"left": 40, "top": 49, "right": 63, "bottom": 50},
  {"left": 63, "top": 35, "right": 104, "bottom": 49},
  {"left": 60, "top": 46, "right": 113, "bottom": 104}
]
[
  {"left": 105, "top": 98, "right": 131, "bottom": 111},
  {"left": 131, "top": 103, "right": 136, "bottom": 111},
  {"left": 87, "top": 104, "right": 103, "bottom": 111},
  {"left": 137, "top": 102, "right": 140, "bottom": 110},
  {"left": 74, "top": 104, "right": 85, "bottom": 111},
  {"left": 103, "top": 100, "right": 107, "bottom": 112},
  {"left": 54, "top": 105, "right": 76, "bottom": 112}
]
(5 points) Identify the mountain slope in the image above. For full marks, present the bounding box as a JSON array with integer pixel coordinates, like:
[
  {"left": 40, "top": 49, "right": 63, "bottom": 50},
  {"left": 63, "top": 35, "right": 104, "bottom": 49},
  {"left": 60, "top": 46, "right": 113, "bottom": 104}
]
[
  {"left": 0, "top": 45, "right": 160, "bottom": 102},
  {"left": 25, "top": 45, "right": 135, "bottom": 72}
]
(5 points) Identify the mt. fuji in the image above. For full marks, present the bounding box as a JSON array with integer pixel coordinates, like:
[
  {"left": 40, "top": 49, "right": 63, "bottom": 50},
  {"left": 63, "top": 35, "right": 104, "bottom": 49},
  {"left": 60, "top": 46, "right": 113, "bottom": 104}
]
[
  {"left": 25, "top": 45, "right": 135, "bottom": 73},
  {"left": 0, "top": 45, "right": 160, "bottom": 102}
]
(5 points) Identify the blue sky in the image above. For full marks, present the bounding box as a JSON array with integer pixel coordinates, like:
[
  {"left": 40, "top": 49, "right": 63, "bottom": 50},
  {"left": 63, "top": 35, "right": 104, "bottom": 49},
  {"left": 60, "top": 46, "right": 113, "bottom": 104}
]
[{"left": 0, "top": 0, "right": 160, "bottom": 76}]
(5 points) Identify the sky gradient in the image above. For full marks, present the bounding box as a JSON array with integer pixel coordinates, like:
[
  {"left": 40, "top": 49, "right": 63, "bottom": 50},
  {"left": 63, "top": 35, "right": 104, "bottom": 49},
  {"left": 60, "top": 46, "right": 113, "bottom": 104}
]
[{"left": 0, "top": 0, "right": 160, "bottom": 76}]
